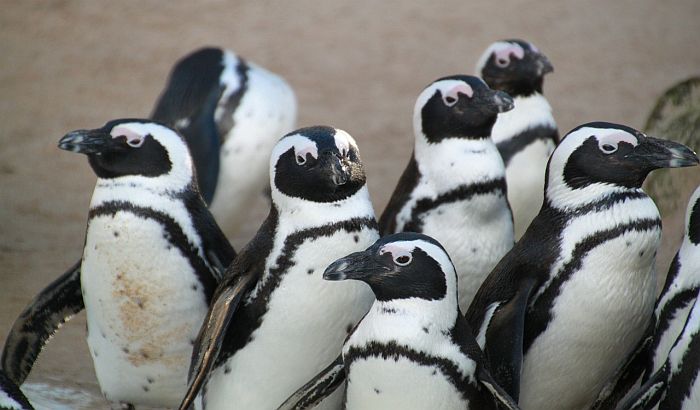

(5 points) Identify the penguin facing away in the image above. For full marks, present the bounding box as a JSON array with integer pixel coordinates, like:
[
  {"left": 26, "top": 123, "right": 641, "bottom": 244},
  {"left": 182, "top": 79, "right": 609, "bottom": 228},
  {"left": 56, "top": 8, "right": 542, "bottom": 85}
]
[
  {"left": 379, "top": 75, "right": 515, "bottom": 312},
  {"left": 151, "top": 47, "right": 298, "bottom": 237},
  {"left": 476, "top": 39, "right": 558, "bottom": 238},
  {"left": 2, "top": 120, "right": 235, "bottom": 409},
  {"left": 593, "top": 184, "right": 700, "bottom": 409},
  {"left": 278, "top": 232, "right": 520, "bottom": 410},
  {"left": 178, "top": 126, "right": 379, "bottom": 410},
  {"left": 465, "top": 122, "right": 699, "bottom": 410},
  {"left": 620, "top": 287, "right": 700, "bottom": 410}
]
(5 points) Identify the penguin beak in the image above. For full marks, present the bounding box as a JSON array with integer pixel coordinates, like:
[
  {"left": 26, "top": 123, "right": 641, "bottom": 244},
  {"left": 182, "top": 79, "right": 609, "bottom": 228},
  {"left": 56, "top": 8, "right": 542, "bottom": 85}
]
[
  {"left": 58, "top": 129, "right": 125, "bottom": 155},
  {"left": 535, "top": 54, "right": 554, "bottom": 76},
  {"left": 627, "top": 136, "right": 699, "bottom": 170},
  {"left": 323, "top": 251, "right": 390, "bottom": 282},
  {"left": 490, "top": 90, "right": 514, "bottom": 113},
  {"left": 321, "top": 152, "right": 350, "bottom": 186}
]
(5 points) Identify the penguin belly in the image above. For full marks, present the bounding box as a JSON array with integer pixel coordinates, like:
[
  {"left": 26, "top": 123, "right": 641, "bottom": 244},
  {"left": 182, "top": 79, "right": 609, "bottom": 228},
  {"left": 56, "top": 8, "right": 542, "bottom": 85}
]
[
  {"left": 419, "top": 193, "right": 513, "bottom": 311},
  {"left": 82, "top": 212, "right": 208, "bottom": 407},
  {"left": 201, "top": 228, "right": 377, "bottom": 409},
  {"left": 505, "top": 138, "right": 554, "bottom": 238},
  {"left": 345, "top": 356, "right": 467, "bottom": 410},
  {"left": 519, "top": 230, "right": 659, "bottom": 410},
  {"left": 209, "top": 67, "right": 296, "bottom": 238}
]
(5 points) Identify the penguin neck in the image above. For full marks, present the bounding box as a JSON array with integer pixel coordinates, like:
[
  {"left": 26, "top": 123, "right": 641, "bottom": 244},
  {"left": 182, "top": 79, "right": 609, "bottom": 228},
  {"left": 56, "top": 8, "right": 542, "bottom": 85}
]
[
  {"left": 90, "top": 174, "right": 193, "bottom": 209},
  {"left": 365, "top": 295, "right": 458, "bottom": 336},
  {"left": 490, "top": 92, "right": 555, "bottom": 144},
  {"left": 413, "top": 133, "right": 505, "bottom": 192},
  {"left": 493, "top": 77, "right": 544, "bottom": 98},
  {"left": 272, "top": 185, "right": 376, "bottom": 232}
]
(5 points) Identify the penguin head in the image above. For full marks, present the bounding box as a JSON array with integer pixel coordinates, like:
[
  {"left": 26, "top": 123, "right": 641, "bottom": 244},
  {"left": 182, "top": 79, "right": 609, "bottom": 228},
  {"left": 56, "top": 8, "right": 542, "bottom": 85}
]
[
  {"left": 58, "top": 119, "right": 194, "bottom": 189},
  {"left": 323, "top": 232, "right": 458, "bottom": 304},
  {"left": 545, "top": 122, "right": 698, "bottom": 208},
  {"left": 685, "top": 185, "right": 700, "bottom": 245},
  {"left": 270, "top": 126, "right": 366, "bottom": 204},
  {"left": 414, "top": 75, "right": 514, "bottom": 143},
  {"left": 476, "top": 39, "right": 553, "bottom": 97}
]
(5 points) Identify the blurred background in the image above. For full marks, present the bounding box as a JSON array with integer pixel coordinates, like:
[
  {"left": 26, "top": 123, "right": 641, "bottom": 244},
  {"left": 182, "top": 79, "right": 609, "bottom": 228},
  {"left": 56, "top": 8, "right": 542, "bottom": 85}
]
[{"left": 1, "top": 1, "right": 699, "bottom": 408}]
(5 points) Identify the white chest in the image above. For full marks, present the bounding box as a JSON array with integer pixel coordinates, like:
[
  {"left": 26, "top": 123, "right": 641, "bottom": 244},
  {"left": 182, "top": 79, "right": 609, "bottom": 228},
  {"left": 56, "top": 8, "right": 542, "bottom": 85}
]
[
  {"left": 82, "top": 211, "right": 209, "bottom": 407},
  {"left": 345, "top": 356, "right": 467, "bottom": 410},
  {"left": 201, "top": 227, "right": 378, "bottom": 410},
  {"left": 519, "top": 225, "right": 660, "bottom": 410}
]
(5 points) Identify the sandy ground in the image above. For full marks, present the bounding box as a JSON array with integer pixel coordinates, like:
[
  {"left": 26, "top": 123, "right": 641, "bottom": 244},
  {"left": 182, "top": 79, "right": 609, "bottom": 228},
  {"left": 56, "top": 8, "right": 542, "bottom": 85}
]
[{"left": 1, "top": 1, "right": 699, "bottom": 408}]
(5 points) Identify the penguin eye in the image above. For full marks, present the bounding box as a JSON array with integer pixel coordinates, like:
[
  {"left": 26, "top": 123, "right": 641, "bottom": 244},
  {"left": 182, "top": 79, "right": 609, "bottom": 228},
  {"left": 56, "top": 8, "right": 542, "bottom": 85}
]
[
  {"left": 601, "top": 144, "right": 617, "bottom": 154},
  {"left": 296, "top": 155, "right": 307, "bottom": 165},
  {"left": 127, "top": 138, "right": 143, "bottom": 148},
  {"left": 393, "top": 254, "right": 412, "bottom": 266},
  {"left": 443, "top": 96, "right": 457, "bottom": 106},
  {"left": 496, "top": 57, "right": 510, "bottom": 67}
]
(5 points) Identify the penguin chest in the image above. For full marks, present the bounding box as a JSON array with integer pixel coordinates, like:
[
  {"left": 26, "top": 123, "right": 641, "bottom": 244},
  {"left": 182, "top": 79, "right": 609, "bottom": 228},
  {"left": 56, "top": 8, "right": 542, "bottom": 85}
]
[
  {"left": 418, "top": 192, "right": 513, "bottom": 310},
  {"left": 504, "top": 138, "right": 554, "bottom": 237},
  {"left": 202, "top": 228, "right": 377, "bottom": 409},
  {"left": 345, "top": 356, "right": 468, "bottom": 410},
  {"left": 520, "top": 227, "right": 660, "bottom": 410},
  {"left": 652, "top": 299, "right": 694, "bottom": 372},
  {"left": 82, "top": 212, "right": 208, "bottom": 407}
]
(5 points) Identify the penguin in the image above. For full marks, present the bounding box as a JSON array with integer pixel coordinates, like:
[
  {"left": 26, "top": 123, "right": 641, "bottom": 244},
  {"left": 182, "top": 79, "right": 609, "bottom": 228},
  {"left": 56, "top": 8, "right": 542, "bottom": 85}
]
[
  {"left": 619, "top": 287, "right": 700, "bottom": 410},
  {"left": 475, "top": 39, "right": 558, "bottom": 238},
  {"left": 277, "top": 232, "right": 520, "bottom": 410},
  {"left": 465, "top": 122, "right": 699, "bottom": 410},
  {"left": 151, "top": 47, "right": 298, "bottom": 237},
  {"left": 379, "top": 75, "right": 515, "bottom": 312},
  {"left": 0, "top": 370, "right": 32, "bottom": 410},
  {"left": 1, "top": 119, "right": 236, "bottom": 409},
  {"left": 592, "top": 184, "right": 700, "bottom": 409},
  {"left": 177, "top": 126, "right": 379, "bottom": 410}
]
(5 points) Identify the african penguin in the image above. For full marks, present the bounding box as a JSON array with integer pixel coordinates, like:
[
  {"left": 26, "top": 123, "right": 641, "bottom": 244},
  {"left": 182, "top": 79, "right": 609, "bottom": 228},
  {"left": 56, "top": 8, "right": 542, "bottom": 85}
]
[
  {"left": 151, "top": 47, "right": 297, "bottom": 237},
  {"left": 476, "top": 39, "right": 558, "bottom": 239},
  {"left": 2, "top": 120, "right": 235, "bottom": 409},
  {"left": 379, "top": 75, "right": 515, "bottom": 312},
  {"left": 178, "top": 126, "right": 379, "bottom": 410},
  {"left": 593, "top": 184, "right": 700, "bottom": 409},
  {"left": 0, "top": 370, "right": 32, "bottom": 410},
  {"left": 278, "top": 232, "right": 519, "bottom": 410},
  {"left": 465, "top": 122, "right": 699, "bottom": 410},
  {"left": 620, "top": 287, "right": 700, "bottom": 410}
]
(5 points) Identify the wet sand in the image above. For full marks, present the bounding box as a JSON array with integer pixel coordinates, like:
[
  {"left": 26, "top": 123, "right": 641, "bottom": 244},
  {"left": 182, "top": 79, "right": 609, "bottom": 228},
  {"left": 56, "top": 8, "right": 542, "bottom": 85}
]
[{"left": 1, "top": 1, "right": 699, "bottom": 408}]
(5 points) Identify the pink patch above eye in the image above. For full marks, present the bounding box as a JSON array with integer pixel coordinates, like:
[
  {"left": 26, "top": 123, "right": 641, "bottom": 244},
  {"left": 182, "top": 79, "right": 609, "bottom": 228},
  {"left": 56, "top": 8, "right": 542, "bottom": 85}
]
[
  {"left": 295, "top": 145, "right": 318, "bottom": 160},
  {"left": 380, "top": 243, "right": 412, "bottom": 259},
  {"left": 443, "top": 83, "right": 474, "bottom": 104},
  {"left": 111, "top": 126, "right": 145, "bottom": 147},
  {"left": 493, "top": 45, "right": 525, "bottom": 64}
]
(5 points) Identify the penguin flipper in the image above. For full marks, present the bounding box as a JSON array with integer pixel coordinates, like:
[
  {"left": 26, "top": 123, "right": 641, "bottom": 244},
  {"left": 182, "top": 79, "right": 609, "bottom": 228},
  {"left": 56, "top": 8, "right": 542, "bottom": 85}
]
[
  {"left": 591, "top": 320, "right": 654, "bottom": 410},
  {"left": 277, "top": 354, "right": 346, "bottom": 410},
  {"left": 379, "top": 154, "right": 420, "bottom": 235},
  {"left": 480, "top": 278, "right": 536, "bottom": 402},
  {"left": 179, "top": 268, "right": 258, "bottom": 410},
  {"left": 618, "top": 363, "right": 669, "bottom": 410},
  {"left": 1, "top": 261, "right": 83, "bottom": 385},
  {"left": 0, "top": 369, "right": 34, "bottom": 410},
  {"left": 478, "top": 366, "right": 521, "bottom": 410}
]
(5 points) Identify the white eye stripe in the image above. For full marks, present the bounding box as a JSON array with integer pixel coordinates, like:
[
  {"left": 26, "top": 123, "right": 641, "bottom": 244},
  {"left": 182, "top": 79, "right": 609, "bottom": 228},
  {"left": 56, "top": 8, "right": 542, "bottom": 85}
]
[
  {"left": 379, "top": 243, "right": 414, "bottom": 266},
  {"left": 595, "top": 131, "right": 639, "bottom": 154}
]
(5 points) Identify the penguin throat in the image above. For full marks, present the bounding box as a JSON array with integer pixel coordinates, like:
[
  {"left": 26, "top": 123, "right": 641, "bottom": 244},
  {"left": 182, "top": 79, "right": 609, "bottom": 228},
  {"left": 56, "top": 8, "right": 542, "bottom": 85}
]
[{"left": 486, "top": 76, "right": 543, "bottom": 98}]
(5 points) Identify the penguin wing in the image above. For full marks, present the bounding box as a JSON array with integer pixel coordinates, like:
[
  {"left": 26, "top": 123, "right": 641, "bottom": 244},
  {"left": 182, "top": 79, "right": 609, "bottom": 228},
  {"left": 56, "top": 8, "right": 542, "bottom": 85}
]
[
  {"left": 478, "top": 366, "right": 521, "bottom": 410},
  {"left": 0, "top": 369, "right": 33, "bottom": 410},
  {"left": 179, "top": 263, "right": 258, "bottom": 410},
  {"left": 379, "top": 154, "right": 421, "bottom": 235},
  {"left": 1, "top": 261, "right": 83, "bottom": 385},
  {"left": 590, "top": 319, "right": 655, "bottom": 410},
  {"left": 185, "top": 191, "right": 237, "bottom": 281},
  {"left": 618, "top": 363, "right": 669, "bottom": 410},
  {"left": 277, "top": 354, "right": 346, "bottom": 410}
]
